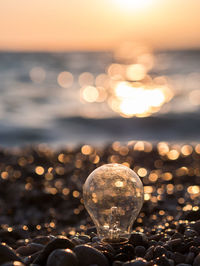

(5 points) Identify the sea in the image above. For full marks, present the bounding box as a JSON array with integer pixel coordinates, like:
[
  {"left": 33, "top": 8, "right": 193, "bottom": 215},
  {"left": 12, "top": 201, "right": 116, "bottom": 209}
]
[{"left": 1, "top": 49, "right": 200, "bottom": 147}]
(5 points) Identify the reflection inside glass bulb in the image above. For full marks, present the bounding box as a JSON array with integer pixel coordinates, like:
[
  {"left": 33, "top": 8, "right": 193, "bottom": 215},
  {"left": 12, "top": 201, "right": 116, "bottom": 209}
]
[{"left": 83, "top": 163, "right": 144, "bottom": 243}]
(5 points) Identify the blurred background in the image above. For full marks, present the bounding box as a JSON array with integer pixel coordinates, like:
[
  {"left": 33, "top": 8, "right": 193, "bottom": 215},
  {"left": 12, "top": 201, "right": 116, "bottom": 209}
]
[{"left": 1, "top": 0, "right": 200, "bottom": 146}]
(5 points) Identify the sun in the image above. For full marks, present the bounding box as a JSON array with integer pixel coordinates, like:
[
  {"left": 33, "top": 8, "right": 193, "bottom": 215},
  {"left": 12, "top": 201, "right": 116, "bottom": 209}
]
[{"left": 114, "top": 0, "right": 153, "bottom": 10}]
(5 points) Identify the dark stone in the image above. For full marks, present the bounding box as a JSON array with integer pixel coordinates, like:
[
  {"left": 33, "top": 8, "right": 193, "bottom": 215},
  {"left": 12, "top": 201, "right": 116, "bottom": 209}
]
[
  {"left": 112, "top": 261, "right": 123, "bottom": 266},
  {"left": 102, "top": 250, "right": 114, "bottom": 264},
  {"left": 153, "top": 245, "right": 168, "bottom": 258},
  {"left": 190, "top": 220, "right": 200, "bottom": 234},
  {"left": 167, "top": 251, "right": 175, "bottom": 260},
  {"left": 71, "top": 237, "right": 84, "bottom": 245},
  {"left": 114, "top": 253, "right": 129, "bottom": 262},
  {"left": 148, "top": 234, "right": 161, "bottom": 242},
  {"left": 144, "top": 246, "right": 154, "bottom": 261},
  {"left": 154, "top": 255, "right": 171, "bottom": 266},
  {"left": 168, "top": 259, "right": 175, "bottom": 266},
  {"left": 184, "top": 229, "right": 198, "bottom": 238},
  {"left": 129, "top": 233, "right": 148, "bottom": 247},
  {"left": 167, "top": 238, "right": 182, "bottom": 250},
  {"left": 189, "top": 246, "right": 199, "bottom": 254},
  {"left": 134, "top": 246, "right": 146, "bottom": 258},
  {"left": 175, "top": 243, "right": 188, "bottom": 254},
  {"left": 92, "top": 237, "right": 100, "bottom": 243},
  {"left": 123, "top": 257, "right": 147, "bottom": 266},
  {"left": 176, "top": 264, "right": 192, "bottom": 266},
  {"left": 1, "top": 262, "right": 25, "bottom": 266},
  {"left": 32, "top": 235, "right": 55, "bottom": 245},
  {"left": 120, "top": 244, "right": 134, "bottom": 257},
  {"left": 148, "top": 240, "right": 157, "bottom": 246},
  {"left": 23, "top": 251, "right": 42, "bottom": 265},
  {"left": 74, "top": 244, "right": 109, "bottom": 266},
  {"left": 193, "top": 253, "right": 200, "bottom": 266},
  {"left": 46, "top": 248, "right": 78, "bottom": 266},
  {"left": 183, "top": 210, "right": 200, "bottom": 221},
  {"left": 171, "top": 233, "right": 184, "bottom": 240},
  {"left": 77, "top": 235, "right": 90, "bottom": 243},
  {"left": 33, "top": 237, "right": 75, "bottom": 264},
  {"left": 185, "top": 251, "right": 194, "bottom": 264},
  {"left": 0, "top": 244, "right": 22, "bottom": 264},
  {"left": 85, "top": 226, "right": 97, "bottom": 235},
  {"left": 16, "top": 243, "right": 44, "bottom": 256},
  {"left": 174, "top": 252, "right": 186, "bottom": 264}
]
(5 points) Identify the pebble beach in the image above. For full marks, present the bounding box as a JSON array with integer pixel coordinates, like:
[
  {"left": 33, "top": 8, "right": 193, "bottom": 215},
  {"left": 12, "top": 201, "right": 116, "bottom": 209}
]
[{"left": 1, "top": 141, "right": 200, "bottom": 265}]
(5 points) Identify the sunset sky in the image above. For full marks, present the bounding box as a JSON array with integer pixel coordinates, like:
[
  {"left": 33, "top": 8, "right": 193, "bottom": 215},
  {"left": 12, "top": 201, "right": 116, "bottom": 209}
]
[{"left": 0, "top": 0, "right": 200, "bottom": 51}]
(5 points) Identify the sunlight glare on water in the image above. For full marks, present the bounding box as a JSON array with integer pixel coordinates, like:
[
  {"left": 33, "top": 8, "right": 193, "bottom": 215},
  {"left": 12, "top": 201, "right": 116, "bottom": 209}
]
[{"left": 79, "top": 43, "right": 174, "bottom": 118}]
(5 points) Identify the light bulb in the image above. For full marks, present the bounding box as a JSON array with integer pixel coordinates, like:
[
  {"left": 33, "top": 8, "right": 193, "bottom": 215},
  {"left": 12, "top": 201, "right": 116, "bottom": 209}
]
[{"left": 83, "top": 163, "right": 144, "bottom": 243}]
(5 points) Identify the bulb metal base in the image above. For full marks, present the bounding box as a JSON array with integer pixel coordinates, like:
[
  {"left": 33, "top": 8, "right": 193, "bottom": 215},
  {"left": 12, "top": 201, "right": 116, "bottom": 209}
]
[{"left": 101, "top": 236, "right": 129, "bottom": 245}]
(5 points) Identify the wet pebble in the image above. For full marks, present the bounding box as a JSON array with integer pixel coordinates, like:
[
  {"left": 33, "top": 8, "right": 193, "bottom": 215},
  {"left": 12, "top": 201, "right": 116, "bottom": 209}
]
[
  {"left": 46, "top": 248, "right": 78, "bottom": 266},
  {"left": 114, "top": 252, "right": 129, "bottom": 262},
  {"left": 16, "top": 243, "right": 44, "bottom": 256},
  {"left": 112, "top": 261, "right": 123, "bottom": 266},
  {"left": 184, "top": 228, "right": 197, "bottom": 238},
  {"left": 144, "top": 246, "right": 154, "bottom": 261},
  {"left": 33, "top": 237, "right": 75, "bottom": 264},
  {"left": 174, "top": 252, "right": 186, "bottom": 264},
  {"left": 74, "top": 244, "right": 109, "bottom": 266},
  {"left": 129, "top": 233, "right": 148, "bottom": 247},
  {"left": 154, "top": 255, "right": 171, "bottom": 266},
  {"left": 153, "top": 245, "right": 168, "bottom": 258},
  {"left": 32, "top": 235, "right": 55, "bottom": 245},
  {"left": 1, "top": 262, "right": 25, "bottom": 266},
  {"left": 193, "top": 253, "right": 200, "bottom": 266},
  {"left": 77, "top": 235, "right": 90, "bottom": 243},
  {"left": 134, "top": 246, "right": 146, "bottom": 257},
  {"left": 123, "top": 257, "right": 147, "bottom": 265},
  {"left": 0, "top": 243, "right": 22, "bottom": 264},
  {"left": 185, "top": 251, "right": 194, "bottom": 264}
]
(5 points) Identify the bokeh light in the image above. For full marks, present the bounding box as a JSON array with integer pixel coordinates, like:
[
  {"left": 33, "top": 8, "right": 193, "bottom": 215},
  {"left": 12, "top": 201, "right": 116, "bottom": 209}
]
[
  {"left": 57, "top": 71, "right": 74, "bottom": 88},
  {"left": 29, "top": 67, "right": 46, "bottom": 83}
]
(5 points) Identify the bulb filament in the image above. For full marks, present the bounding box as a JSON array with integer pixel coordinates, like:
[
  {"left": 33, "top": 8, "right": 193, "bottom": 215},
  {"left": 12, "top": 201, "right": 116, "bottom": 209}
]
[{"left": 108, "top": 206, "right": 120, "bottom": 240}]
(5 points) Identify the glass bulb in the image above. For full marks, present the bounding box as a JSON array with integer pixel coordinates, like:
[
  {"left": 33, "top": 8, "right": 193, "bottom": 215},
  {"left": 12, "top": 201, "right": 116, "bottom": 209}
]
[{"left": 83, "top": 163, "right": 144, "bottom": 243}]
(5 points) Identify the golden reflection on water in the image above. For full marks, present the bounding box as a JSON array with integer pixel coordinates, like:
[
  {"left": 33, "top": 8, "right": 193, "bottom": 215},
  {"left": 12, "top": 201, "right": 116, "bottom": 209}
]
[{"left": 79, "top": 43, "right": 174, "bottom": 118}]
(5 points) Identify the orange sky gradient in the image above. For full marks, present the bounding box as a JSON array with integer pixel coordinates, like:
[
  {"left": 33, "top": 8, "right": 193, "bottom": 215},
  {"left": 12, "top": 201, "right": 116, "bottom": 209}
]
[{"left": 0, "top": 0, "right": 200, "bottom": 51}]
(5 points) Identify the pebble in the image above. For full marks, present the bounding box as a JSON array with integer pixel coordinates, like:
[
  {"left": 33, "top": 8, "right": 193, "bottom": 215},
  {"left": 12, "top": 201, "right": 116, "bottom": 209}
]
[
  {"left": 118, "top": 244, "right": 134, "bottom": 258},
  {"left": 112, "top": 261, "right": 123, "bottom": 266},
  {"left": 0, "top": 243, "right": 22, "bottom": 264},
  {"left": 123, "top": 257, "right": 147, "bottom": 265},
  {"left": 33, "top": 237, "right": 75, "bottom": 264},
  {"left": 114, "top": 253, "right": 129, "bottom": 262},
  {"left": 16, "top": 243, "right": 44, "bottom": 256},
  {"left": 154, "top": 255, "right": 171, "bottom": 266},
  {"left": 46, "top": 248, "right": 78, "bottom": 266},
  {"left": 23, "top": 251, "right": 42, "bottom": 265},
  {"left": 185, "top": 251, "right": 194, "bottom": 264},
  {"left": 190, "top": 220, "right": 200, "bottom": 234},
  {"left": 144, "top": 246, "right": 154, "bottom": 261},
  {"left": 74, "top": 244, "right": 109, "bottom": 266},
  {"left": 134, "top": 246, "right": 146, "bottom": 257},
  {"left": 176, "top": 264, "right": 192, "bottom": 266},
  {"left": 32, "top": 235, "right": 55, "bottom": 245},
  {"left": 174, "top": 252, "right": 186, "bottom": 264},
  {"left": 193, "top": 253, "right": 200, "bottom": 266},
  {"left": 92, "top": 237, "right": 100, "bottom": 243},
  {"left": 153, "top": 245, "right": 168, "bottom": 258},
  {"left": 1, "top": 262, "right": 25, "bottom": 266},
  {"left": 77, "top": 235, "right": 90, "bottom": 243},
  {"left": 129, "top": 233, "right": 148, "bottom": 247},
  {"left": 184, "top": 228, "right": 197, "bottom": 238}
]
